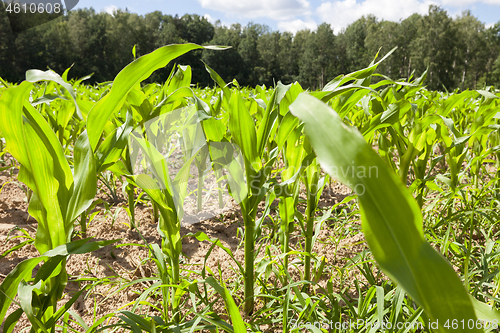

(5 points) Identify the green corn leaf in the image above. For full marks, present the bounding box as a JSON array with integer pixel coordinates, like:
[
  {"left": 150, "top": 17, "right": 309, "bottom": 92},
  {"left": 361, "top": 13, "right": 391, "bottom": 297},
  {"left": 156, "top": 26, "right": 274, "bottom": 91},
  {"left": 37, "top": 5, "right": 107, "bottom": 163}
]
[
  {"left": 66, "top": 131, "right": 97, "bottom": 223},
  {"left": 279, "top": 82, "right": 303, "bottom": 116},
  {"left": 123, "top": 174, "right": 180, "bottom": 258},
  {"left": 256, "top": 82, "right": 289, "bottom": 156},
  {"left": 22, "top": 104, "right": 72, "bottom": 252},
  {"left": 470, "top": 297, "right": 500, "bottom": 322},
  {"left": 0, "top": 82, "right": 34, "bottom": 168},
  {"left": 165, "top": 65, "right": 192, "bottom": 96},
  {"left": 44, "top": 288, "right": 88, "bottom": 329},
  {"left": 41, "top": 237, "right": 117, "bottom": 256},
  {"left": 118, "top": 316, "right": 143, "bottom": 333},
  {"left": 0, "top": 238, "right": 116, "bottom": 326},
  {"left": 3, "top": 308, "right": 23, "bottom": 333},
  {"left": 118, "top": 311, "right": 154, "bottom": 331},
  {"left": 26, "top": 69, "right": 82, "bottom": 119},
  {"left": 203, "top": 117, "right": 226, "bottom": 142},
  {"left": 95, "top": 110, "right": 134, "bottom": 173},
  {"left": 150, "top": 87, "right": 194, "bottom": 120},
  {"left": 18, "top": 280, "right": 46, "bottom": 332},
  {"left": 289, "top": 93, "right": 480, "bottom": 333},
  {"left": 321, "top": 48, "right": 396, "bottom": 94},
  {"left": 0, "top": 83, "right": 82, "bottom": 252},
  {"left": 0, "top": 257, "right": 46, "bottom": 324},
  {"left": 277, "top": 111, "right": 299, "bottom": 150},
  {"left": 229, "top": 90, "right": 260, "bottom": 170},
  {"left": 203, "top": 61, "right": 231, "bottom": 104},
  {"left": 205, "top": 277, "right": 246, "bottom": 333},
  {"left": 87, "top": 44, "right": 226, "bottom": 151}
]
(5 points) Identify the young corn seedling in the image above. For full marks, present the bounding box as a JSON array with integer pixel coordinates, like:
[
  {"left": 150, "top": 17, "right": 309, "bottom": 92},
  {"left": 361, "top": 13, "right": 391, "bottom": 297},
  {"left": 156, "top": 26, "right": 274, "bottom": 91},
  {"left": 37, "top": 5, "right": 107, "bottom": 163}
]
[
  {"left": 0, "top": 77, "right": 98, "bottom": 329},
  {"left": 125, "top": 64, "right": 200, "bottom": 225},
  {"left": 227, "top": 84, "right": 291, "bottom": 313},
  {"left": 0, "top": 238, "right": 116, "bottom": 332},
  {"left": 113, "top": 104, "right": 212, "bottom": 322},
  {"left": 466, "top": 94, "right": 499, "bottom": 188},
  {"left": 290, "top": 92, "right": 484, "bottom": 332},
  {"left": 274, "top": 113, "right": 303, "bottom": 274},
  {"left": 203, "top": 111, "right": 229, "bottom": 209},
  {"left": 181, "top": 110, "right": 211, "bottom": 212},
  {"left": 204, "top": 65, "right": 279, "bottom": 314}
]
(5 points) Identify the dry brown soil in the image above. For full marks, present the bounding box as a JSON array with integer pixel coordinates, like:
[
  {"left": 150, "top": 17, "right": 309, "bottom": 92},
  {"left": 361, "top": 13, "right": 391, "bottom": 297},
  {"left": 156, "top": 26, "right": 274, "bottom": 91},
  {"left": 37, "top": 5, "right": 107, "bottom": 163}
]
[{"left": 0, "top": 165, "right": 366, "bottom": 331}]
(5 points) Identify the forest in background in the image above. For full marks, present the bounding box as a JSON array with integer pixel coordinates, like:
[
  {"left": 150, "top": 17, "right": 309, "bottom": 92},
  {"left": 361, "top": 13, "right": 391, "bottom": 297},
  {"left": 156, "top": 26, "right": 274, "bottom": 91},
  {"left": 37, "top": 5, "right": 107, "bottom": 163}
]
[{"left": 1, "top": 4, "right": 500, "bottom": 91}]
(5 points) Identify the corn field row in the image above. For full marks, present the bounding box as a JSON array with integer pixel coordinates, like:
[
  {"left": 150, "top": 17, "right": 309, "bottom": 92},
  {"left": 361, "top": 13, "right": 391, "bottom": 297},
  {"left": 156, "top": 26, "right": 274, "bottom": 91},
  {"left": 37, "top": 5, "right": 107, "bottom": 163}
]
[{"left": 1, "top": 44, "right": 500, "bottom": 332}]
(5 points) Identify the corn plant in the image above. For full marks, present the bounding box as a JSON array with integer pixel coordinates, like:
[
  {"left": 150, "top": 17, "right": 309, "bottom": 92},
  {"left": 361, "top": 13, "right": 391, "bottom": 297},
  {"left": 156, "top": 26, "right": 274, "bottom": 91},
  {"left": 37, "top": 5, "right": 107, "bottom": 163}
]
[
  {"left": 274, "top": 113, "right": 303, "bottom": 273},
  {"left": 0, "top": 79, "right": 99, "bottom": 329},
  {"left": 0, "top": 238, "right": 116, "bottom": 332},
  {"left": 226, "top": 88, "right": 281, "bottom": 314},
  {"left": 290, "top": 92, "right": 485, "bottom": 332},
  {"left": 299, "top": 142, "right": 325, "bottom": 284},
  {"left": 3, "top": 42, "right": 500, "bottom": 332}
]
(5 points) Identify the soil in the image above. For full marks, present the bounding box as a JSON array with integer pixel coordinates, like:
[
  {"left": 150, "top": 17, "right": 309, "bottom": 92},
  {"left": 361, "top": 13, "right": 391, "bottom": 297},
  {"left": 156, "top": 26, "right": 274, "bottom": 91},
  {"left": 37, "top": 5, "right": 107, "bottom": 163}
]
[{"left": 0, "top": 163, "right": 365, "bottom": 332}]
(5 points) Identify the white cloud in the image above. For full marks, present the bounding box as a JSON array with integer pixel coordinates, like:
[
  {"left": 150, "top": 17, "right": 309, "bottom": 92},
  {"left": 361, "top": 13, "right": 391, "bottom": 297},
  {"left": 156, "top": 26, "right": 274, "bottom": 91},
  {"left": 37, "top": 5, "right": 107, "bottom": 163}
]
[
  {"left": 278, "top": 19, "right": 318, "bottom": 33},
  {"left": 197, "top": 0, "right": 311, "bottom": 20},
  {"left": 204, "top": 13, "right": 235, "bottom": 27},
  {"left": 317, "top": 0, "right": 436, "bottom": 32},
  {"left": 204, "top": 14, "right": 215, "bottom": 23},
  {"left": 437, "top": 0, "right": 500, "bottom": 5},
  {"left": 103, "top": 5, "right": 118, "bottom": 16}
]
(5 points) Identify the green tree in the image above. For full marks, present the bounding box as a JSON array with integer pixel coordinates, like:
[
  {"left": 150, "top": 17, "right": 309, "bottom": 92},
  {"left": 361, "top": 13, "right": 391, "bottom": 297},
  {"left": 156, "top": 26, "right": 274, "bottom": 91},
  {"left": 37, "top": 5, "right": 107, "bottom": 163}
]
[
  {"left": 300, "top": 23, "right": 337, "bottom": 89},
  {"left": 479, "top": 22, "right": 500, "bottom": 88},
  {"left": 175, "top": 14, "right": 214, "bottom": 45},
  {"left": 0, "top": 2, "right": 18, "bottom": 81},
  {"left": 105, "top": 10, "right": 143, "bottom": 76},
  {"left": 202, "top": 22, "right": 246, "bottom": 84},
  {"left": 411, "top": 5, "right": 458, "bottom": 90},
  {"left": 365, "top": 19, "right": 400, "bottom": 77},
  {"left": 40, "top": 18, "right": 72, "bottom": 75},
  {"left": 455, "top": 10, "right": 487, "bottom": 90},
  {"left": 257, "top": 31, "right": 283, "bottom": 85},
  {"left": 491, "top": 55, "right": 500, "bottom": 88},
  {"left": 174, "top": 14, "right": 215, "bottom": 85},
  {"left": 337, "top": 15, "right": 376, "bottom": 72},
  {"left": 238, "top": 23, "right": 267, "bottom": 86},
  {"left": 277, "top": 31, "right": 299, "bottom": 83},
  {"left": 398, "top": 14, "right": 421, "bottom": 80},
  {"left": 67, "top": 9, "right": 110, "bottom": 82}
]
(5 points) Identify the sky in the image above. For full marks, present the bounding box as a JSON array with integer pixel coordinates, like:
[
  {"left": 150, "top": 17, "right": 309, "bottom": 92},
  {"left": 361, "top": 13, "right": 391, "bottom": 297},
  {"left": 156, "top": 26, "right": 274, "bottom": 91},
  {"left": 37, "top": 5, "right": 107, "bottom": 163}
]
[{"left": 72, "top": 0, "right": 500, "bottom": 34}]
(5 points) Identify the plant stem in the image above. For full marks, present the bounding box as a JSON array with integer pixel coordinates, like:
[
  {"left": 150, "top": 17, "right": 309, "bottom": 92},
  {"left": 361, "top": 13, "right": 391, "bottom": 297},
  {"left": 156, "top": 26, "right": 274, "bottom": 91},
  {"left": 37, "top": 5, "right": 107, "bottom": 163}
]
[
  {"left": 216, "top": 167, "right": 224, "bottom": 209},
  {"left": 283, "top": 224, "right": 290, "bottom": 270},
  {"left": 279, "top": 195, "right": 292, "bottom": 275},
  {"left": 127, "top": 184, "right": 135, "bottom": 229},
  {"left": 124, "top": 147, "right": 136, "bottom": 228},
  {"left": 464, "top": 203, "right": 475, "bottom": 292},
  {"left": 58, "top": 125, "right": 64, "bottom": 145},
  {"left": 243, "top": 209, "right": 255, "bottom": 315},
  {"left": 80, "top": 209, "right": 87, "bottom": 238},
  {"left": 152, "top": 202, "right": 159, "bottom": 224},
  {"left": 243, "top": 159, "right": 262, "bottom": 315},
  {"left": 475, "top": 160, "right": 480, "bottom": 188},
  {"left": 171, "top": 254, "right": 181, "bottom": 322},
  {"left": 417, "top": 184, "right": 424, "bottom": 208},
  {"left": 304, "top": 191, "right": 317, "bottom": 283},
  {"left": 197, "top": 170, "right": 203, "bottom": 212}
]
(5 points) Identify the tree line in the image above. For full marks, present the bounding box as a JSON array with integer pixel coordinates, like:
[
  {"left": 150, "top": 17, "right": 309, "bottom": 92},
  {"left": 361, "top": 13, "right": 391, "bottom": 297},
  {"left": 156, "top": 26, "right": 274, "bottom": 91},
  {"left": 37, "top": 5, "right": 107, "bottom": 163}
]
[{"left": 1, "top": 4, "right": 500, "bottom": 91}]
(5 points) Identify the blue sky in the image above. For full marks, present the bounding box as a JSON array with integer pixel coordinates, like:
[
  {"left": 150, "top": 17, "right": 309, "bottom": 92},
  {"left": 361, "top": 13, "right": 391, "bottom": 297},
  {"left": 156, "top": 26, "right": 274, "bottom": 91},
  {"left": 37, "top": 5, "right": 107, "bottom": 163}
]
[{"left": 72, "top": 0, "right": 500, "bottom": 33}]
